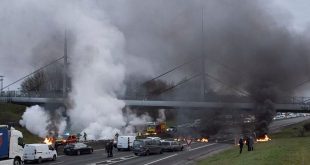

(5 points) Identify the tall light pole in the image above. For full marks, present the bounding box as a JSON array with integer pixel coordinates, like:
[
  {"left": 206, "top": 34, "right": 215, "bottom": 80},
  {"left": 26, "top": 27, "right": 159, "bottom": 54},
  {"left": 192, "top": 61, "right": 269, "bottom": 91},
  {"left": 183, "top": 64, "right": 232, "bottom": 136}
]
[
  {"left": 201, "top": 7, "right": 206, "bottom": 101},
  {"left": 0, "top": 76, "right": 3, "bottom": 96},
  {"left": 63, "top": 30, "right": 68, "bottom": 98}
]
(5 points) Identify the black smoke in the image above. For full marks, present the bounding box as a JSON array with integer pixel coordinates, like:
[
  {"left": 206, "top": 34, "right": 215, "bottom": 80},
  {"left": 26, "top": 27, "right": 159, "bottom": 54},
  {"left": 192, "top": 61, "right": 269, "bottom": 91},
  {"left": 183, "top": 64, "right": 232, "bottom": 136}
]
[{"left": 99, "top": 0, "right": 310, "bottom": 135}]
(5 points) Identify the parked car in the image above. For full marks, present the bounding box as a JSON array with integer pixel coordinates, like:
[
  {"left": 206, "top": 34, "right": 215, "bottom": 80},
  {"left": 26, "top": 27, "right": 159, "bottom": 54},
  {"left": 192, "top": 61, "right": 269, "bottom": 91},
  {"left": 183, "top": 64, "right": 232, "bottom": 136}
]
[
  {"left": 23, "top": 144, "right": 57, "bottom": 164},
  {"left": 64, "top": 143, "right": 93, "bottom": 155},
  {"left": 133, "top": 139, "right": 163, "bottom": 156},
  {"left": 161, "top": 141, "right": 184, "bottom": 152}
]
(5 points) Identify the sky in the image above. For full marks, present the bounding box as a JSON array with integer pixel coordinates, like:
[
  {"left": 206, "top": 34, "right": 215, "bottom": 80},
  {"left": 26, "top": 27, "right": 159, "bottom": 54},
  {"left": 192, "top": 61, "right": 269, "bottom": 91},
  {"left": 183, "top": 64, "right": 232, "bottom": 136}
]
[{"left": 1, "top": 0, "right": 310, "bottom": 94}]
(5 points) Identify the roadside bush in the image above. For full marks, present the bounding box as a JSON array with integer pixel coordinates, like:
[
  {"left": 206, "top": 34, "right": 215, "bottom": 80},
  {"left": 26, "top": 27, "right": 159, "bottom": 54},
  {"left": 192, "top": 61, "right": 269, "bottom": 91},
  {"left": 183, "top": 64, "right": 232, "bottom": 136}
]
[
  {"left": 303, "top": 123, "right": 310, "bottom": 131},
  {"left": 298, "top": 127, "right": 305, "bottom": 137}
]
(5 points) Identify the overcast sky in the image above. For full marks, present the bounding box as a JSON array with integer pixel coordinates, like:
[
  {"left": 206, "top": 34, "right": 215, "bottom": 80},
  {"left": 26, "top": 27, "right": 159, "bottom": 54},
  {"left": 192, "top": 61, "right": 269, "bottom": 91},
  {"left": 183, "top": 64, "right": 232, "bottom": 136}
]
[
  {"left": 273, "top": 0, "right": 310, "bottom": 32},
  {"left": 1, "top": 0, "right": 310, "bottom": 92}
]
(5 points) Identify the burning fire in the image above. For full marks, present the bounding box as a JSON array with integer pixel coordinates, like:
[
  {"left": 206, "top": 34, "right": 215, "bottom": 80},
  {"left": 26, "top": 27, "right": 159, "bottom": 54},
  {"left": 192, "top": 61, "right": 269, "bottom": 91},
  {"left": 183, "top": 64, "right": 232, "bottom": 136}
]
[
  {"left": 44, "top": 137, "right": 54, "bottom": 145},
  {"left": 256, "top": 134, "right": 271, "bottom": 142},
  {"left": 197, "top": 138, "right": 208, "bottom": 143}
]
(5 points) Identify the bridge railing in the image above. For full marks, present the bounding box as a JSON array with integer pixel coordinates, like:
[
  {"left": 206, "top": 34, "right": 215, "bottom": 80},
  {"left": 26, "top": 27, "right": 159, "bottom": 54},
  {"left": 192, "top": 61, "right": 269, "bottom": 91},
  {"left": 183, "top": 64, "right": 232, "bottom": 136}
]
[{"left": 0, "top": 91, "right": 63, "bottom": 98}]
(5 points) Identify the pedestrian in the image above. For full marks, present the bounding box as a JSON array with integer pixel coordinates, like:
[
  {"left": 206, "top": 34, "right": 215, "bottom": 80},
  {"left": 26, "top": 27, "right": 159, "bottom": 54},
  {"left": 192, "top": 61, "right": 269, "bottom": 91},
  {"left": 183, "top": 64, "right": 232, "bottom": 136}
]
[
  {"left": 83, "top": 132, "right": 87, "bottom": 141},
  {"left": 239, "top": 137, "right": 244, "bottom": 154},
  {"left": 249, "top": 136, "right": 254, "bottom": 151},
  {"left": 246, "top": 136, "right": 251, "bottom": 151},
  {"left": 109, "top": 141, "right": 114, "bottom": 157},
  {"left": 105, "top": 141, "right": 114, "bottom": 157}
]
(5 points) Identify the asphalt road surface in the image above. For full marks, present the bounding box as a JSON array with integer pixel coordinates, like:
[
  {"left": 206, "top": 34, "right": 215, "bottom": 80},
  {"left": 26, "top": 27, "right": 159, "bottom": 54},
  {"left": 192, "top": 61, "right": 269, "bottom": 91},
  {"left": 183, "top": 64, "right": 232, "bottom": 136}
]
[{"left": 25, "top": 116, "right": 310, "bottom": 165}]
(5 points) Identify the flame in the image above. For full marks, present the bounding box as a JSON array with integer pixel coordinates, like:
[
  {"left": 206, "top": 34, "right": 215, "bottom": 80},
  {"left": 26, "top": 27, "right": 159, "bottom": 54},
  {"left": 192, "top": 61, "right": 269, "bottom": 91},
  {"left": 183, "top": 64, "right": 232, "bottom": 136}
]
[
  {"left": 256, "top": 135, "right": 271, "bottom": 142},
  {"left": 44, "top": 137, "right": 54, "bottom": 145},
  {"left": 197, "top": 138, "right": 208, "bottom": 143}
]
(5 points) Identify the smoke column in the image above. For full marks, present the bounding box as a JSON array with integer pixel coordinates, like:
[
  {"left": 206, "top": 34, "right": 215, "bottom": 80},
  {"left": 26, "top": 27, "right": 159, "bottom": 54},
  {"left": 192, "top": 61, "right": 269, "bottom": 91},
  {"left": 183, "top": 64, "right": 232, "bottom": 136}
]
[{"left": 66, "top": 4, "right": 128, "bottom": 139}]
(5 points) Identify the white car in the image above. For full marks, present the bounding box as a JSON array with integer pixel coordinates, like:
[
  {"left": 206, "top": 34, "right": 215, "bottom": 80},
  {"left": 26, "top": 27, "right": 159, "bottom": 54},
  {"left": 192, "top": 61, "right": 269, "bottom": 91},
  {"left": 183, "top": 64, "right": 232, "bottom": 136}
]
[{"left": 23, "top": 144, "right": 57, "bottom": 163}]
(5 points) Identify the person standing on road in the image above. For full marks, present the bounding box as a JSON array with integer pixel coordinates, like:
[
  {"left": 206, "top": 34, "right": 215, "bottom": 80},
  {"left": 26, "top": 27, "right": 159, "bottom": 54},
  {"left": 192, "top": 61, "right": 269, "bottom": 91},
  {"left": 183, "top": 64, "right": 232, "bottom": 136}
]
[
  {"left": 249, "top": 136, "right": 254, "bottom": 151},
  {"left": 109, "top": 141, "right": 114, "bottom": 157},
  {"left": 246, "top": 136, "right": 251, "bottom": 151},
  {"left": 83, "top": 132, "right": 87, "bottom": 141},
  {"left": 239, "top": 137, "right": 244, "bottom": 154},
  {"left": 105, "top": 141, "right": 114, "bottom": 157}
]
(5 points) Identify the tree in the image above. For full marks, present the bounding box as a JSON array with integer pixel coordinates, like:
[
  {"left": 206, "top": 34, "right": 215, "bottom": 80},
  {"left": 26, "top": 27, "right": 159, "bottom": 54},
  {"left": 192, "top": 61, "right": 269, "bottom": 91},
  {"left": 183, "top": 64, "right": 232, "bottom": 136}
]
[{"left": 21, "top": 70, "right": 46, "bottom": 96}]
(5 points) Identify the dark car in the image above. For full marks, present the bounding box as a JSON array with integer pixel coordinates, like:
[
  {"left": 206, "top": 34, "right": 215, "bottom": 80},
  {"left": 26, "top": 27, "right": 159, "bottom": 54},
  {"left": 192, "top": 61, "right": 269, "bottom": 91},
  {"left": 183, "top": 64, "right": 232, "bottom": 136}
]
[
  {"left": 64, "top": 143, "right": 93, "bottom": 155},
  {"left": 133, "top": 139, "right": 163, "bottom": 156},
  {"left": 161, "top": 141, "right": 184, "bottom": 152}
]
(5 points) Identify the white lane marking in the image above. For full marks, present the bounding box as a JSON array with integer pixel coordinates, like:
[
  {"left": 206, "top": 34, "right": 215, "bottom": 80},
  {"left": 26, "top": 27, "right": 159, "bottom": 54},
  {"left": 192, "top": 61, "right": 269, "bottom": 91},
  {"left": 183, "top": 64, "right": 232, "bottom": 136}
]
[
  {"left": 144, "top": 154, "right": 178, "bottom": 165},
  {"left": 189, "top": 143, "right": 216, "bottom": 151},
  {"left": 94, "top": 148, "right": 105, "bottom": 152},
  {"left": 49, "top": 161, "right": 64, "bottom": 165},
  {"left": 89, "top": 155, "right": 138, "bottom": 165}
]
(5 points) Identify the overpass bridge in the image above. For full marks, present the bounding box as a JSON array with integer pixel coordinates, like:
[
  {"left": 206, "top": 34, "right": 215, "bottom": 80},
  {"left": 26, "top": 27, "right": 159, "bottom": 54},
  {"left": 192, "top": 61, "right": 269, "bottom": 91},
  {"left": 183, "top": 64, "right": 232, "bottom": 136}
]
[{"left": 1, "top": 96, "right": 310, "bottom": 113}]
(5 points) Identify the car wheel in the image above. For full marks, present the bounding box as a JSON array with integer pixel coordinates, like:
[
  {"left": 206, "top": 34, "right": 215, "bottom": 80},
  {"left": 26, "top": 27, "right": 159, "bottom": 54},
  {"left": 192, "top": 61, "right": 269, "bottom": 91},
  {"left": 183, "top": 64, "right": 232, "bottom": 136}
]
[
  {"left": 52, "top": 155, "right": 56, "bottom": 161},
  {"left": 37, "top": 157, "right": 42, "bottom": 164},
  {"left": 160, "top": 149, "right": 163, "bottom": 154},
  {"left": 134, "top": 153, "right": 138, "bottom": 156},
  {"left": 77, "top": 150, "right": 81, "bottom": 155},
  {"left": 145, "top": 150, "right": 150, "bottom": 156},
  {"left": 13, "top": 158, "right": 21, "bottom": 165},
  {"left": 181, "top": 147, "right": 184, "bottom": 151}
]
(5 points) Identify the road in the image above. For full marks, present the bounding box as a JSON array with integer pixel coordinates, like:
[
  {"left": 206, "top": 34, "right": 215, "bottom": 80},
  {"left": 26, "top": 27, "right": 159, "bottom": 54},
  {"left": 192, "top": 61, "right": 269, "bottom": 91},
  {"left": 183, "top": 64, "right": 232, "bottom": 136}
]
[{"left": 26, "top": 116, "right": 310, "bottom": 165}]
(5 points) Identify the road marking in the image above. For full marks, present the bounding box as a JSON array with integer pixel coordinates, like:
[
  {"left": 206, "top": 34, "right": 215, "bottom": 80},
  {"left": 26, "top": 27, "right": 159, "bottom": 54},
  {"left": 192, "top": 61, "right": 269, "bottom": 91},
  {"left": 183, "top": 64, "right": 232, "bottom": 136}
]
[
  {"left": 89, "top": 155, "right": 138, "bottom": 165},
  {"left": 189, "top": 143, "right": 216, "bottom": 151},
  {"left": 49, "top": 161, "right": 64, "bottom": 165},
  {"left": 94, "top": 148, "right": 105, "bottom": 152},
  {"left": 144, "top": 154, "right": 178, "bottom": 165}
]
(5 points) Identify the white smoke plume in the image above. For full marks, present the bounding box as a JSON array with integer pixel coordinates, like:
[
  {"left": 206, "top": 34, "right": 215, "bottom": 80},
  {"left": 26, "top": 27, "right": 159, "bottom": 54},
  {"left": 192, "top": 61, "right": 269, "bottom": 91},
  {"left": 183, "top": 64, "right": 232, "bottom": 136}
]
[
  {"left": 19, "top": 105, "right": 67, "bottom": 138},
  {"left": 20, "top": 105, "right": 49, "bottom": 137},
  {"left": 157, "top": 109, "right": 166, "bottom": 122},
  {"left": 61, "top": 2, "right": 128, "bottom": 140}
]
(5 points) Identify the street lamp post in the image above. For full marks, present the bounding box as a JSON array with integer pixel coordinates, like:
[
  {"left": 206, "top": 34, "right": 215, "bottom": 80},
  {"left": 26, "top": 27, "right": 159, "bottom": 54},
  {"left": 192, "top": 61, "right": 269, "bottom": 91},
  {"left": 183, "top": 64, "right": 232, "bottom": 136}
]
[{"left": 0, "top": 76, "right": 3, "bottom": 96}]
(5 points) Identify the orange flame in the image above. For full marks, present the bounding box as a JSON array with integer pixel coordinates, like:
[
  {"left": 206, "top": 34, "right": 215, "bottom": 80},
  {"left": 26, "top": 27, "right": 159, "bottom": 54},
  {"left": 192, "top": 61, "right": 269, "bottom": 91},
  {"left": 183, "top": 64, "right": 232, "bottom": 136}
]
[
  {"left": 44, "top": 137, "right": 53, "bottom": 145},
  {"left": 197, "top": 138, "right": 208, "bottom": 143},
  {"left": 256, "top": 135, "right": 271, "bottom": 142}
]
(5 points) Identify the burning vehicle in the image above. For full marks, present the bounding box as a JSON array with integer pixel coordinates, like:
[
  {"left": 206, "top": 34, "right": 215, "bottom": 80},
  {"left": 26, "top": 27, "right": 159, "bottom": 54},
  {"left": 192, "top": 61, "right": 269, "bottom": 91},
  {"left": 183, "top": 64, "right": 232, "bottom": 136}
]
[{"left": 55, "top": 134, "right": 78, "bottom": 146}]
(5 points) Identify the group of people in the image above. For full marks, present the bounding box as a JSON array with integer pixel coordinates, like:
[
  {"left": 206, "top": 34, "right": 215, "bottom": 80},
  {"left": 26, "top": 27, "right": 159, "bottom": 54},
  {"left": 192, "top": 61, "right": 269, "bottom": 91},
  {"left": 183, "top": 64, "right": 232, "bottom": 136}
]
[{"left": 238, "top": 136, "right": 254, "bottom": 154}]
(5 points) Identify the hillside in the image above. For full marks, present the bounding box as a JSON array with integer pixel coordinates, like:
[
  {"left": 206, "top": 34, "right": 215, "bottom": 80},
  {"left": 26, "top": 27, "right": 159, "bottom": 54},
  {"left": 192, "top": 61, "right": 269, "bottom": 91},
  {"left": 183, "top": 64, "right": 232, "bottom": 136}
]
[{"left": 0, "top": 103, "right": 42, "bottom": 143}]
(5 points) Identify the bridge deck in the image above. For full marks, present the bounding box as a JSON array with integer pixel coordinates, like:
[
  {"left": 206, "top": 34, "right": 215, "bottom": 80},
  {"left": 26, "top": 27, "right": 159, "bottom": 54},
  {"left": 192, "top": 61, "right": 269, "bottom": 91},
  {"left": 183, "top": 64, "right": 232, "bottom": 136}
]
[{"left": 1, "top": 97, "right": 310, "bottom": 112}]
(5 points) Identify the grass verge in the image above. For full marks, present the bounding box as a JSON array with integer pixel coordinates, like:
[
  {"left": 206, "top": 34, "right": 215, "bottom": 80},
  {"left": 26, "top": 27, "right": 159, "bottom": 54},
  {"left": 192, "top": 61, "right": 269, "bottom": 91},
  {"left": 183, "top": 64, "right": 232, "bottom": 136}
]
[{"left": 199, "top": 119, "right": 310, "bottom": 165}]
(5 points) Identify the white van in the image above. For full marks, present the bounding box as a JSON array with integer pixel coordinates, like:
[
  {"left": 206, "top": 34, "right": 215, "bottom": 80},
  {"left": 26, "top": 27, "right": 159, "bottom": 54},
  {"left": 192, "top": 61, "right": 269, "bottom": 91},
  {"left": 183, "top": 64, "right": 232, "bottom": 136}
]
[
  {"left": 117, "top": 136, "right": 136, "bottom": 151},
  {"left": 23, "top": 144, "right": 57, "bottom": 163}
]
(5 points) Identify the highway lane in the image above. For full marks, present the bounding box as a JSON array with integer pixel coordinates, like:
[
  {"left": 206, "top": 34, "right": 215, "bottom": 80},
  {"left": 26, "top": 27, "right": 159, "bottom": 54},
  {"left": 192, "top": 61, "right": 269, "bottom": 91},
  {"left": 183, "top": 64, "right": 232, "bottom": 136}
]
[
  {"left": 29, "top": 142, "right": 228, "bottom": 165},
  {"left": 269, "top": 116, "right": 310, "bottom": 133},
  {"left": 25, "top": 116, "right": 310, "bottom": 165},
  {"left": 113, "top": 143, "right": 231, "bottom": 165}
]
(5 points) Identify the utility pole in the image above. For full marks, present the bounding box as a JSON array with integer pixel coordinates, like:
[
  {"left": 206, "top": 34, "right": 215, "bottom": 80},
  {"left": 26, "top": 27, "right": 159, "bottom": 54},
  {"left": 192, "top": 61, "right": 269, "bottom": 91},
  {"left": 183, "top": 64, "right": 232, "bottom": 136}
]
[
  {"left": 0, "top": 76, "right": 3, "bottom": 96},
  {"left": 63, "top": 30, "right": 68, "bottom": 98},
  {"left": 201, "top": 7, "right": 206, "bottom": 101}
]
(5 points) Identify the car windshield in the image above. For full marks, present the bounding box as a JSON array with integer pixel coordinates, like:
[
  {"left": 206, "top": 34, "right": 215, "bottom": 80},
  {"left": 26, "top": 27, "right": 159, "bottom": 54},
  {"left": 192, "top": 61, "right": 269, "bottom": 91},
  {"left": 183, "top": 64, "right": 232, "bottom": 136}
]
[
  {"left": 133, "top": 140, "right": 144, "bottom": 147},
  {"left": 65, "top": 144, "right": 74, "bottom": 148},
  {"left": 161, "top": 142, "right": 170, "bottom": 146}
]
